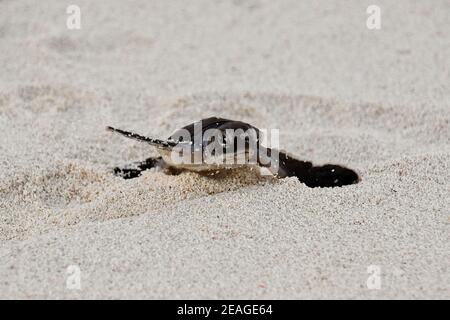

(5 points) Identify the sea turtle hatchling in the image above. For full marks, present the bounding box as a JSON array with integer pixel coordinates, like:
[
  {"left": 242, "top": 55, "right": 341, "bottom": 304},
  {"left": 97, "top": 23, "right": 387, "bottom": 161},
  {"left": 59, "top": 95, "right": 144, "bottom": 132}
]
[{"left": 107, "top": 117, "right": 359, "bottom": 188}]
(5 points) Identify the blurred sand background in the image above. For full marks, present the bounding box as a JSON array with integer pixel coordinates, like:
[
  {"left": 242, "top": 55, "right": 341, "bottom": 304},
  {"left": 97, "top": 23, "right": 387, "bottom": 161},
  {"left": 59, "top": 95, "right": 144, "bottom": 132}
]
[{"left": 0, "top": 0, "right": 449, "bottom": 298}]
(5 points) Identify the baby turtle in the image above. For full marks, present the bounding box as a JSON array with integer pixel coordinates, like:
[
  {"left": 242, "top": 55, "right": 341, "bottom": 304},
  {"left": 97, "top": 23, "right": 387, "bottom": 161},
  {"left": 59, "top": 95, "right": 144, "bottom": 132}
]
[{"left": 107, "top": 117, "right": 359, "bottom": 188}]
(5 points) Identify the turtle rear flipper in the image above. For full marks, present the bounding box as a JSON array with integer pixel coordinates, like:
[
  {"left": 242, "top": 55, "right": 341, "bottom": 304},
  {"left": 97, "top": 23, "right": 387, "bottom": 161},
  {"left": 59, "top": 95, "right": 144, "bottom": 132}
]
[{"left": 113, "top": 156, "right": 164, "bottom": 179}]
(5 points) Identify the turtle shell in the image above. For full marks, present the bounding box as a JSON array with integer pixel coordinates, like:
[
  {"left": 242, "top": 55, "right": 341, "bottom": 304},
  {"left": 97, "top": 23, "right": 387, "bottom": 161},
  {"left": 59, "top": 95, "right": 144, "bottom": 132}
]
[{"left": 162, "top": 117, "right": 261, "bottom": 171}]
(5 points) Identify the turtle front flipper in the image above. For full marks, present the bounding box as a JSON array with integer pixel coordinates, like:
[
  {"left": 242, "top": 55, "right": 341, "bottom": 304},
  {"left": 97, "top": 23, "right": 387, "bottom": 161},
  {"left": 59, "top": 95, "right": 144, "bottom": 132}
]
[
  {"left": 107, "top": 126, "right": 177, "bottom": 150},
  {"left": 303, "top": 164, "right": 359, "bottom": 188},
  {"left": 276, "top": 151, "right": 359, "bottom": 188},
  {"left": 113, "top": 157, "right": 164, "bottom": 179}
]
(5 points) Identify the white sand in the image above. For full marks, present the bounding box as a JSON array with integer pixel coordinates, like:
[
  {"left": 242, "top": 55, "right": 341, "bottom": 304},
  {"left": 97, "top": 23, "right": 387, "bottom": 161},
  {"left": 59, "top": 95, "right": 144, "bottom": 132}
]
[{"left": 1, "top": 0, "right": 449, "bottom": 299}]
